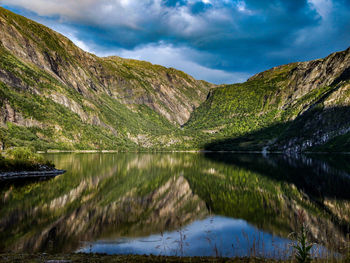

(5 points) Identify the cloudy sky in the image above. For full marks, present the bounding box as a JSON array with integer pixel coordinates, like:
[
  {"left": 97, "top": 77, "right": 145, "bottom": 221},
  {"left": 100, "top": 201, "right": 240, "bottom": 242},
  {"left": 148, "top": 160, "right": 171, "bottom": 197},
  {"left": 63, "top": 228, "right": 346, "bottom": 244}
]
[{"left": 0, "top": 0, "right": 349, "bottom": 84}]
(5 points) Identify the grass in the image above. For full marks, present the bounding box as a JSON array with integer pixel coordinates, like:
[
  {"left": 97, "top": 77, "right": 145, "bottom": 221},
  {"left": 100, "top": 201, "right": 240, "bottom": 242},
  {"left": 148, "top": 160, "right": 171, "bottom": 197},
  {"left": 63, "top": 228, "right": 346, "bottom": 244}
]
[
  {"left": 0, "top": 147, "right": 54, "bottom": 172},
  {"left": 0, "top": 253, "right": 294, "bottom": 263}
]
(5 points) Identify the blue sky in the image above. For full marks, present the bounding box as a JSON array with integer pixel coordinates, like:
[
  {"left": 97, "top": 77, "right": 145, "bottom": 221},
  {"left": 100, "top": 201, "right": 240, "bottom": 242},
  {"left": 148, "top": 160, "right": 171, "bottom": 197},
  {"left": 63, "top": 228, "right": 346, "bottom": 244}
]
[{"left": 1, "top": 0, "right": 349, "bottom": 84}]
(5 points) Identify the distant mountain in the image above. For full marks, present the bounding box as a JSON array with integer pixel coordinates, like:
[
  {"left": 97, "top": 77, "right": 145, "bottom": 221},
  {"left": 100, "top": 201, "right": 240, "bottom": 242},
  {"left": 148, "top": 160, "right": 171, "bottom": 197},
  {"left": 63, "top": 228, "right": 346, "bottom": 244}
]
[
  {"left": 0, "top": 7, "right": 349, "bottom": 152},
  {"left": 186, "top": 47, "right": 350, "bottom": 152}
]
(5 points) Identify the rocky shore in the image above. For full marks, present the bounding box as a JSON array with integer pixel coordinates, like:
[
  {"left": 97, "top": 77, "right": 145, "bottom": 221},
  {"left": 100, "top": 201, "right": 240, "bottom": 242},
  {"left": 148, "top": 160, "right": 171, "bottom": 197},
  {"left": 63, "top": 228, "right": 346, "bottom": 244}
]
[{"left": 0, "top": 169, "right": 65, "bottom": 181}]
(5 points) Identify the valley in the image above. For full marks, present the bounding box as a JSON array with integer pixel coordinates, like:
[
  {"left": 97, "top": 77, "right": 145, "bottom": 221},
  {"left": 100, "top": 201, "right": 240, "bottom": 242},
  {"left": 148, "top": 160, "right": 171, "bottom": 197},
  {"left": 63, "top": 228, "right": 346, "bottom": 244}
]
[{"left": 0, "top": 6, "right": 349, "bottom": 152}]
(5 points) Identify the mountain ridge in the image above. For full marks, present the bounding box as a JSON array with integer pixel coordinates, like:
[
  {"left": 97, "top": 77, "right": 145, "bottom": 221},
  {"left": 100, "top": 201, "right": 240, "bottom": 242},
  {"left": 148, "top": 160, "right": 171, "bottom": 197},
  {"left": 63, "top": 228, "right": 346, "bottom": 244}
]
[
  {"left": 185, "top": 47, "right": 350, "bottom": 152},
  {"left": 0, "top": 7, "right": 211, "bottom": 150},
  {"left": 0, "top": 7, "right": 349, "bottom": 153}
]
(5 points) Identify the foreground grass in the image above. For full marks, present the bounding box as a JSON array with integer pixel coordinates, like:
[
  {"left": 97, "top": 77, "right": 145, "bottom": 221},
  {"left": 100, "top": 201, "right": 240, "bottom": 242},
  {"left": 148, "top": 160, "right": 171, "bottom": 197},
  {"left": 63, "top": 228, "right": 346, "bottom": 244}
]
[
  {"left": 1, "top": 253, "right": 348, "bottom": 263},
  {"left": 0, "top": 253, "right": 294, "bottom": 263}
]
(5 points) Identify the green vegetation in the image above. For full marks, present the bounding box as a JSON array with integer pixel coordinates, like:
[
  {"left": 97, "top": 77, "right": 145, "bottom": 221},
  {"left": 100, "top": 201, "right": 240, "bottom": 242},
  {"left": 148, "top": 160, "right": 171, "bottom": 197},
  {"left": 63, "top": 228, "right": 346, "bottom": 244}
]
[
  {"left": 183, "top": 72, "right": 350, "bottom": 152},
  {"left": 291, "top": 211, "right": 313, "bottom": 263},
  {"left": 293, "top": 225, "right": 312, "bottom": 263},
  {"left": 0, "top": 7, "right": 212, "bottom": 152},
  {"left": 0, "top": 7, "right": 349, "bottom": 153},
  {"left": 182, "top": 66, "right": 293, "bottom": 149},
  {"left": 0, "top": 147, "right": 54, "bottom": 172},
  {"left": 0, "top": 45, "right": 186, "bottom": 151}
]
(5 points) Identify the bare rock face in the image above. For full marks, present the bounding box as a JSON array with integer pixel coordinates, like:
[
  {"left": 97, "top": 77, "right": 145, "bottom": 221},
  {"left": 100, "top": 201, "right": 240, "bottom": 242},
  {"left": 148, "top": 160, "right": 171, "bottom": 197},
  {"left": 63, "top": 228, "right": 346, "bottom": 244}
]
[
  {"left": 283, "top": 48, "right": 350, "bottom": 109},
  {"left": 0, "top": 6, "right": 349, "bottom": 152},
  {"left": 249, "top": 48, "right": 350, "bottom": 112},
  {"left": 247, "top": 48, "right": 350, "bottom": 152},
  {"left": 0, "top": 7, "right": 212, "bottom": 128},
  {"left": 278, "top": 68, "right": 350, "bottom": 153},
  {"left": 0, "top": 101, "right": 44, "bottom": 128}
]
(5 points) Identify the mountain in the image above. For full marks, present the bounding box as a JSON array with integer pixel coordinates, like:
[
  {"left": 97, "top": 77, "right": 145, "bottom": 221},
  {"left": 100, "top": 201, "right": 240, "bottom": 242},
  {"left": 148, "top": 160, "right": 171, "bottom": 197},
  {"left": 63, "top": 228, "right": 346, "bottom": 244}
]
[
  {"left": 0, "top": 7, "right": 349, "bottom": 152},
  {"left": 0, "top": 7, "right": 212, "bottom": 151},
  {"left": 185, "top": 48, "right": 350, "bottom": 152}
]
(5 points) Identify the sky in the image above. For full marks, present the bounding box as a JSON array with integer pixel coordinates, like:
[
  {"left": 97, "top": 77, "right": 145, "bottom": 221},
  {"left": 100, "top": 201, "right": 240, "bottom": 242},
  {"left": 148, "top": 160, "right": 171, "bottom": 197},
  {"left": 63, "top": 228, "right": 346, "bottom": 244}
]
[{"left": 0, "top": 0, "right": 349, "bottom": 84}]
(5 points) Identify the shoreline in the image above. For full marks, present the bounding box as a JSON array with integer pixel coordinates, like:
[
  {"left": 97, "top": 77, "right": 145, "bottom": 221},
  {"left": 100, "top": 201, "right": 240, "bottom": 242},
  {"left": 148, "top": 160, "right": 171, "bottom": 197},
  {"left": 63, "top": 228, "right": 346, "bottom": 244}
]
[
  {"left": 38, "top": 149, "right": 350, "bottom": 154},
  {"left": 0, "top": 169, "right": 66, "bottom": 181}
]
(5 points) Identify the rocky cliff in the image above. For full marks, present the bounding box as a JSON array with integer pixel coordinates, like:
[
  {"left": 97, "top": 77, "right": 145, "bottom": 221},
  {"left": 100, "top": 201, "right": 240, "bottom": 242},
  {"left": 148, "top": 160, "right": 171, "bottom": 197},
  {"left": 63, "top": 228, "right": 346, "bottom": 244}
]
[
  {"left": 0, "top": 7, "right": 211, "bottom": 150},
  {"left": 0, "top": 6, "right": 349, "bottom": 152},
  {"left": 186, "top": 48, "right": 350, "bottom": 152}
]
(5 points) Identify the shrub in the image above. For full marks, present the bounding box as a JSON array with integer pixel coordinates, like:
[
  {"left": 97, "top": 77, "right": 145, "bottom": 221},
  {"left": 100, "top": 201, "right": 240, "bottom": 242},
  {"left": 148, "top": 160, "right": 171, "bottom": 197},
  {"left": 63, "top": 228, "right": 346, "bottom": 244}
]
[
  {"left": 5, "top": 147, "right": 44, "bottom": 163},
  {"left": 0, "top": 147, "right": 54, "bottom": 171}
]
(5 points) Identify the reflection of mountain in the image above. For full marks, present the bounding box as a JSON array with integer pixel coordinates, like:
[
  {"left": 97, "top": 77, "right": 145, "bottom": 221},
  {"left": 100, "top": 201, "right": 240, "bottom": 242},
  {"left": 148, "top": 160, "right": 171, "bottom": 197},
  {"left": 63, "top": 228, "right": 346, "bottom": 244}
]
[
  {"left": 1, "top": 153, "right": 349, "bottom": 254},
  {"left": 0, "top": 154, "right": 207, "bottom": 253},
  {"left": 195, "top": 153, "right": 350, "bottom": 251}
]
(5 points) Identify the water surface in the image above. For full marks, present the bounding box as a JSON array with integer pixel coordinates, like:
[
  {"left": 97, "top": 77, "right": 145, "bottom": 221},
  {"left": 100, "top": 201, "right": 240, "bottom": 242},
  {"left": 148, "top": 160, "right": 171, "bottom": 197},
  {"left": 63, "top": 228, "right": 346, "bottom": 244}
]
[{"left": 1, "top": 153, "right": 349, "bottom": 257}]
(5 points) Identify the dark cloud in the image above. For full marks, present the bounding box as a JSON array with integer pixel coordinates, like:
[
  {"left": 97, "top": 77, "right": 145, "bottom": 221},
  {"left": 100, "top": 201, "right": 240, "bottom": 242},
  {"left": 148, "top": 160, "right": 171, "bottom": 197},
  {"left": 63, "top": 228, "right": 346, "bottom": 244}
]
[{"left": 1, "top": 0, "right": 349, "bottom": 84}]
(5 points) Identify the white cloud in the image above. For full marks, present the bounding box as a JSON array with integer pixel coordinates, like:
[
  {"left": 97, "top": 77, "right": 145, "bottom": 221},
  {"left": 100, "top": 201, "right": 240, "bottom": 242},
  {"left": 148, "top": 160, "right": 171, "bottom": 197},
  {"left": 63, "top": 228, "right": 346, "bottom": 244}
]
[
  {"left": 0, "top": 0, "right": 247, "bottom": 84},
  {"left": 56, "top": 32, "right": 249, "bottom": 84},
  {"left": 99, "top": 42, "right": 250, "bottom": 84},
  {"left": 66, "top": 34, "right": 93, "bottom": 53},
  {"left": 2, "top": 0, "right": 347, "bottom": 85},
  {"left": 308, "top": 0, "right": 333, "bottom": 19},
  {"left": 235, "top": 0, "right": 253, "bottom": 14},
  {"left": 0, "top": 0, "right": 234, "bottom": 34},
  {"left": 79, "top": 40, "right": 249, "bottom": 84}
]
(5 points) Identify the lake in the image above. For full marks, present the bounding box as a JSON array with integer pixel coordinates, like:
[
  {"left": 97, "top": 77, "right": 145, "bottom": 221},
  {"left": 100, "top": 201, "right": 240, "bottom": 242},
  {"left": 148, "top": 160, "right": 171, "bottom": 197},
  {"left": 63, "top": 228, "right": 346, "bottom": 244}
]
[{"left": 1, "top": 153, "right": 349, "bottom": 258}]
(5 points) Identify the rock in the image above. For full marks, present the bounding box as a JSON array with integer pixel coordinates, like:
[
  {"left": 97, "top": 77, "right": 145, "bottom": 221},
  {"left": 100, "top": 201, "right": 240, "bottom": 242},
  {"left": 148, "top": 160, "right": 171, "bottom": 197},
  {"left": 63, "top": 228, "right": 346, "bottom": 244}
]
[{"left": 0, "top": 169, "right": 66, "bottom": 181}]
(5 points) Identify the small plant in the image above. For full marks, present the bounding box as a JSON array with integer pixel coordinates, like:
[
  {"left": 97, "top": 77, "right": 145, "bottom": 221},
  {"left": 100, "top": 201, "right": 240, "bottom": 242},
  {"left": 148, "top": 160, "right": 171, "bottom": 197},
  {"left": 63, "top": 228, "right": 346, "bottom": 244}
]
[
  {"left": 293, "top": 210, "right": 313, "bottom": 263},
  {"left": 155, "top": 231, "right": 172, "bottom": 255},
  {"left": 204, "top": 216, "right": 222, "bottom": 257},
  {"left": 294, "top": 224, "right": 312, "bottom": 263},
  {"left": 174, "top": 217, "right": 189, "bottom": 257}
]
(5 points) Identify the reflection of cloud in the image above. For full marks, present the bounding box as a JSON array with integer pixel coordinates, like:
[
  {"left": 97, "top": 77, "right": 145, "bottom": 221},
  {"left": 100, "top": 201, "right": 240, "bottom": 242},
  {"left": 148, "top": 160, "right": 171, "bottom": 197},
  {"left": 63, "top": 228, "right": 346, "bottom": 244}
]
[
  {"left": 1, "top": 0, "right": 349, "bottom": 83},
  {"left": 78, "top": 216, "right": 293, "bottom": 257}
]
